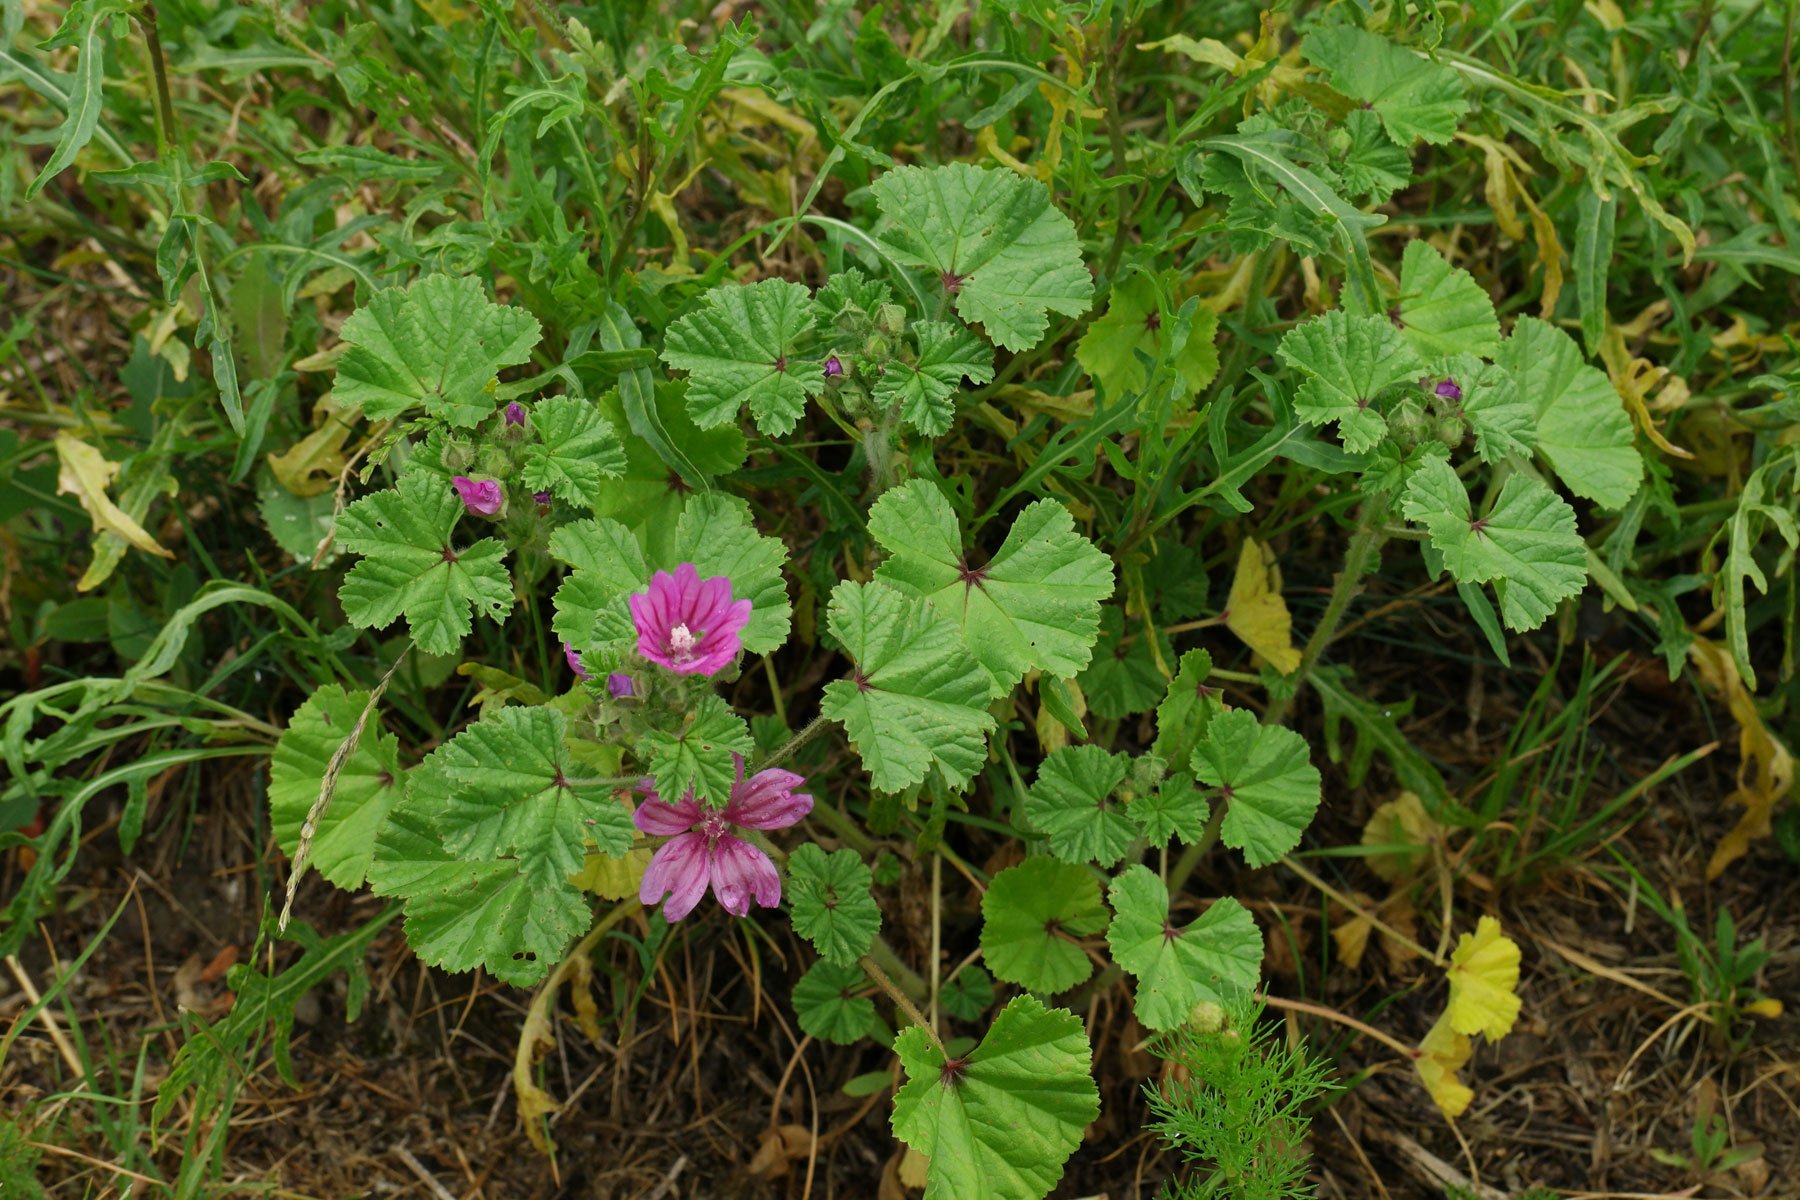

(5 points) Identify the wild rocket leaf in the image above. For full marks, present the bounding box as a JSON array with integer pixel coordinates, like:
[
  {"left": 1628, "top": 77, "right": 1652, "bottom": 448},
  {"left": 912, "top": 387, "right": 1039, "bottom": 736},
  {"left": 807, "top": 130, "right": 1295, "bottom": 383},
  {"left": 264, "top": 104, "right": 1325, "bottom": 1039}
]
[
  {"left": 1020, "top": 745, "right": 1136, "bottom": 868},
  {"left": 871, "top": 163, "right": 1093, "bottom": 352},
  {"left": 869, "top": 479, "right": 1115, "bottom": 692},
  {"left": 1106, "top": 866, "right": 1264, "bottom": 1031},
  {"left": 1303, "top": 25, "right": 1469, "bottom": 147},
  {"left": 25, "top": 0, "right": 134, "bottom": 198},
  {"left": 1192, "top": 709, "right": 1322, "bottom": 868},
  {"left": 1277, "top": 311, "right": 1425, "bottom": 453},
  {"left": 269, "top": 684, "right": 403, "bottom": 892},
  {"left": 892, "top": 994, "right": 1099, "bottom": 1200},
  {"left": 1076, "top": 275, "right": 1221, "bottom": 403},
  {"left": 661, "top": 278, "right": 820, "bottom": 435},
  {"left": 819, "top": 580, "right": 997, "bottom": 793},
  {"left": 333, "top": 274, "right": 542, "bottom": 427},
  {"left": 1401, "top": 455, "right": 1587, "bottom": 631},
  {"left": 872, "top": 321, "right": 995, "bottom": 437},
  {"left": 519, "top": 394, "right": 627, "bottom": 509},
  {"left": 335, "top": 473, "right": 513, "bottom": 655},
  {"left": 1497, "top": 317, "right": 1642, "bottom": 509},
  {"left": 1397, "top": 241, "right": 1501, "bottom": 360},
  {"left": 786, "top": 843, "right": 882, "bottom": 965},
  {"left": 980, "top": 857, "right": 1109, "bottom": 993}
]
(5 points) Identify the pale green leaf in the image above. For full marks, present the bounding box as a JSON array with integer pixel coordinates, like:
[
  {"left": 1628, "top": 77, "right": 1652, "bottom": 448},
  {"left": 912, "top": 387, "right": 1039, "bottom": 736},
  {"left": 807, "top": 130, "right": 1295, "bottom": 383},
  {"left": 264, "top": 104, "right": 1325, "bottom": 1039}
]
[
  {"left": 1498, "top": 317, "right": 1642, "bottom": 509},
  {"left": 1128, "top": 773, "right": 1211, "bottom": 850},
  {"left": 872, "top": 163, "right": 1092, "bottom": 352},
  {"left": 1398, "top": 240, "right": 1500, "bottom": 359},
  {"left": 269, "top": 684, "right": 402, "bottom": 891},
  {"left": 1106, "top": 865, "right": 1263, "bottom": 1030},
  {"left": 520, "top": 394, "right": 627, "bottom": 509},
  {"left": 333, "top": 274, "right": 541, "bottom": 427},
  {"left": 1076, "top": 275, "right": 1221, "bottom": 403},
  {"left": 1303, "top": 25, "right": 1468, "bottom": 146},
  {"left": 870, "top": 479, "right": 1114, "bottom": 691},
  {"left": 335, "top": 473, "right": 513, "bottom": 655},
  {"left": 1191, "top": 709, "right": 1322, "bottom": 869},
  {"left": 661, "top": 278, "right": 820, "bottom": 435},
  {"left": 1020, "top": 745, "right": 1135, "bottom": 867},
  {"left": 1401, "top": 455, "right": 1587, "bottom": 630},
  {"left": 979, "top": 858, "right": 1108, "bottom": 993},
  {"left": 1277, "top": 311, "right": 1425, "bottom": 453},
  {"left": 892, "top": 995, "right": 1099, "bottom": 1200},
  {"left": 820, "top": 580, "right": 997, "bottom": 793}
]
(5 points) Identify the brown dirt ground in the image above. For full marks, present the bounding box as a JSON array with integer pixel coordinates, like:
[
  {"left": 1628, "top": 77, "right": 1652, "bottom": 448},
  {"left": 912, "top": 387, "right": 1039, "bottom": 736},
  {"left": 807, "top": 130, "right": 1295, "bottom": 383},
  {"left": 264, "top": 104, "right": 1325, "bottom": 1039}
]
[{"left": 4, "top": 619, "right": 1799, "bottom": 1200}]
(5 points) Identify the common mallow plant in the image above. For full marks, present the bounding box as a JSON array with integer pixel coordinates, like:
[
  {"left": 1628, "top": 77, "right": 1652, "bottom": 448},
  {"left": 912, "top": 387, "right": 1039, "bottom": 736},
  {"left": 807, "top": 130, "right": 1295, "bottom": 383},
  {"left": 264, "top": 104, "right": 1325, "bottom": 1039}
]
[{"left": 273, "top": 148, "right": 1571, "bottom": 1197}]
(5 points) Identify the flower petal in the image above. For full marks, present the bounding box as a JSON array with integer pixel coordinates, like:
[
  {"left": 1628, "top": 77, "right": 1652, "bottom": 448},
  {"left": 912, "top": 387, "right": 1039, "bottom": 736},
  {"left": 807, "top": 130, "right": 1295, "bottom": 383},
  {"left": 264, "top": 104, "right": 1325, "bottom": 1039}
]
[
  {"left": 708, "top": 835, "right": 781, "bottom": 917},
  {"left": 640, "top": 833, "right": 711, "bottom": 920},
  {"left": 727, "top": 763, "right": 813, "bottom": 830},
  {"left": 634, "top": 792, "right": 701, "bottom": 835}
]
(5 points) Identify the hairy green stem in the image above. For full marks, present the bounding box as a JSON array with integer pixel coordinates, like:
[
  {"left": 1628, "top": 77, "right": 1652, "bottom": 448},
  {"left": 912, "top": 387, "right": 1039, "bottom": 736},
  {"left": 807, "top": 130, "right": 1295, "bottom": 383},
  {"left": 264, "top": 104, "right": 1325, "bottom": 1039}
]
[{"left": 862, "top": 953, "right": 941, "bottom": 1054}]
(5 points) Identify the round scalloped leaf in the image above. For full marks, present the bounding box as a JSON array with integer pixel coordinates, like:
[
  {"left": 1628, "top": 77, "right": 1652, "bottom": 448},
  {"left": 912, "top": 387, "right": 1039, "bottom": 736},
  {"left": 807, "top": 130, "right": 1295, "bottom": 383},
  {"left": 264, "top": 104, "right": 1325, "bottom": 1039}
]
[
  {"left": 269, "top": 684, "right": 403, "bottom": 892},
  {"left": 1106, "top": 865, "right": 1263, "bottom": 1031},
  {"left": 979, "top": 858, "right": 1108, "bottom": 993},
  {"left": 793, "top": 959, "right": 880, "bottom": 1045},
  {"left": 1191, "top": 709, "right": 1322, "bottom": 869},
  {"left": 787, "top": 843, "right": 882, "bottom": 966},
  {"left": 661, "top": 278, "right": 821, "bottom": 435},
  {"left": 1020, "top": 745, "right": 1135, "bottom": 867}
]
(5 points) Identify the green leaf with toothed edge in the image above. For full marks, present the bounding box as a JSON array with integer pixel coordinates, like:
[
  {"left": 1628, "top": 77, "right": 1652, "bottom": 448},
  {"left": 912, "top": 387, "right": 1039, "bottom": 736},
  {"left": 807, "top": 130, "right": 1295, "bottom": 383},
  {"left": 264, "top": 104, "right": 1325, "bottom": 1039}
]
[
  {"left": 787, "top": 843, "right": 883, "bottom": 966},
  {"left": 1303, "top": 25, "right": 1469, "bottom": 147},
  {"left": 1277, "top": 311, "right": 1426, "bottom": 453},
  {"left": 332, "top": 274, "right": 541, "bottom": 427},
  {"left": 1398, "top": 240, "right": 1502, "bottom": 360},
  {"left": 1191, "top": 709, "right": 1323, "bottom": 869},
  {"left": 820, "top": 579, "right": 997, "bottom": 794},
  {"left": 979, "top": 857, "right": 1109, "bottom": 994},
  {"left": 1497, "top": 316, "right": 1642, "bottom": 510},
  {"left": 269, "top": 684, "right": 403, "bottom": 892},
  {"left": 661, "top": 278, "right": 821, "bottom": 435},
  {"left": 1401, "top": 455, "right": 1588, "bottom": 631},
  {"left": 871, "top": 163, "right": 1093, "bottom": 352},
  {"left": 1020, "top": 744, "right": 1136, "bottom": 867},
  {"left": 870, "top": 479, "right": 1115, "bottom": 692},
  {"left": 891, "top": 994, "right": 1100, "bottom": 1200},
  {"left": 641, "top": 695, "right": 751, "bottom": 808},
  {"left": 334, "top": 473, "right": 513, "bottom": 656},
  {"left": 1106, "top": 865, "right": 1264, "bottom": 1031},
  {"left": 793, "top": 960, "right": 881, "bottom": 1045},
  {"left": 873, "top": 321, "right": 995, "bottom": 436},
  {"left": 520, "top": 394, "right": 627, "bottom": 509}
]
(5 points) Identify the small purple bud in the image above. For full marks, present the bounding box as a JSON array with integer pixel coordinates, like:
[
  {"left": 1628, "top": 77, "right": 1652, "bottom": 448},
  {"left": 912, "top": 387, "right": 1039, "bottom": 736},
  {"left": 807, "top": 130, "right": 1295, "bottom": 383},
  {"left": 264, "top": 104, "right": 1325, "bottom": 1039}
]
[
  {"left": 533, "top": 490, "right": 553, "bottom": 506},
  {"left": 607, "top": 672, "right": 635, "bottom": 699},
  {"left": 451, "top": 476, "right": 503, "bottom": 517},
  {"left": 505, "top": 401, "right": 527, "bottom": 427},
  {"left": 1434, "top": 378, "right": 1463, "bottom": 402},
  {"left": 564, "top": 641, "right": 592, "bottom": 682},
  {"left": 823, "top": 355, "right": 844, "bottom": 379}
]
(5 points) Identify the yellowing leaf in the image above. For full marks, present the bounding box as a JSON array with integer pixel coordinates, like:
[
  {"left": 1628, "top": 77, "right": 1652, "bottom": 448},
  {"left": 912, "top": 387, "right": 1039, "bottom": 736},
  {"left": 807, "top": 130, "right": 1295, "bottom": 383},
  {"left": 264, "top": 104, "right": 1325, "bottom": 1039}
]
[
  {"left": 570, "top": 847, "right": 651, "bottom": 900},
  {"left": 54, "top": 433, "right": 175, "bottom": 572},
  {"left": 1362, "top": 791, "right": 1439, "bottom": 883},
  {"left": 1690, "top": 637, "right": 1796, "bottom": 879},
  {"left": 1446, "top": 916, "right": 1522, "bottom": 1040},
  {"left": 1599, "top": 327, "right": 1693, "bottom": 460},
  {"left": 1224, "top": 538, "right": 1302, "bottom": 675},
  {"left": 1415, "top": 1012, "right": 1473, "bottom": 1119},
  {"left": 267, "top": 398, "right": 362, "bottom": 497}
]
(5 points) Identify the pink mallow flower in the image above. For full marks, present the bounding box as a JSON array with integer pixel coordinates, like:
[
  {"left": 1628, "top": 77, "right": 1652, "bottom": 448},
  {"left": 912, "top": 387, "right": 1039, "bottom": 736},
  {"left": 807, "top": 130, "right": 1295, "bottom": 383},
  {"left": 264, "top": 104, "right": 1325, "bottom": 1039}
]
[
  {"left": 505, "top": 401, "right": 527, "bottom": 427},
  {"left": 628, "top": 563, "right": 752, "bottom": 676},
  {"left": 564, "top": 641, "right": 591, "bottom": 681},
  {"left": 452, "top": 476, "right": 503, "bottom": 516},
  {"left": 635, "top": 756, "right": 813, "bottom": 920}
]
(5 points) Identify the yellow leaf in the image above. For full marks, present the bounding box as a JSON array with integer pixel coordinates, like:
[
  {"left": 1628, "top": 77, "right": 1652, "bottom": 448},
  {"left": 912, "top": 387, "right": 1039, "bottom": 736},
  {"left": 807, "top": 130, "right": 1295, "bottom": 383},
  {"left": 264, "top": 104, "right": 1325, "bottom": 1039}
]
[
  {"left": 1446, "top": 916, "right": 1522, "bottom": 1040},
  {"left": 1689, "top": 637, "right": 1796, "bottom": 878},
  {"left": 1331, "top": 903, "right": 1372, "bottom": 970},
  {"left": 571, "top": 848, "right": 651, "bottom": 900},
  {"left": 1224, "top": 538, "right": 1302, "bottom": 675},
  {"left": 1599, "top": 327, "right": 1694, "bottom": 459},
  {"left": 1745, "top": 998, "right": 1783, "bottom": 1019},
  {"left": 54, "top": 433, "right": 175, "bottom": 568},
  {"left": 267, "top": 398, "right": 361, "bottom": 497},
  {"left": 1362, "top": 791, "right": 1439, "bottom": 883},
  {"left": 1414, "top": 1012, "right": 1474, "bottom": 1119}
]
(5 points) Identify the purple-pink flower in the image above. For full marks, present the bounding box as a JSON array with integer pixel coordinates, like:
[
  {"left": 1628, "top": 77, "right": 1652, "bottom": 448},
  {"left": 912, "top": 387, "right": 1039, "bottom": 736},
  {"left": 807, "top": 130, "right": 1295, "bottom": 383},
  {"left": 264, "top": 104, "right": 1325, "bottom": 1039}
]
[
  {"left": 635, "top": 756, "right": 813, "bottom": 920},
  {"left": 607, "top": 672, "right": 635, "bottom": 699},
  {"left": 564, "top": 641, "right": 592, "bottom": 681},
  {"left": 452, "top": 476, "right": 503, "bottom": 517},
  {"left": 628, "top": 563, "right": 752, "bottom": 676},
  {"left": 1434, "top": 378, "right": 1463, "bottom": 402},
  {"left": 505, "top": 401, "right": 527, "bottom": 427},
  {"left": 823, "top": 354, "right": 844, "bottom": 379}
]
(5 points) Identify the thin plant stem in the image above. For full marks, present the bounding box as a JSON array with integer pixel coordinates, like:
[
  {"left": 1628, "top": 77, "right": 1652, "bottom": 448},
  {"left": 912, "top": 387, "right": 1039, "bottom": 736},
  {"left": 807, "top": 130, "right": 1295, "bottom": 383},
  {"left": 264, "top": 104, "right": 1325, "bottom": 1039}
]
[
  {"left": 863, "top": 954, "right": 944, "bottom": 1056},
  {"left": 757, "top": 713, "right": 831, "bottom": 773},
  {"left": 1256, "top": 992, "right": 1418, "bottom": 1062}
]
